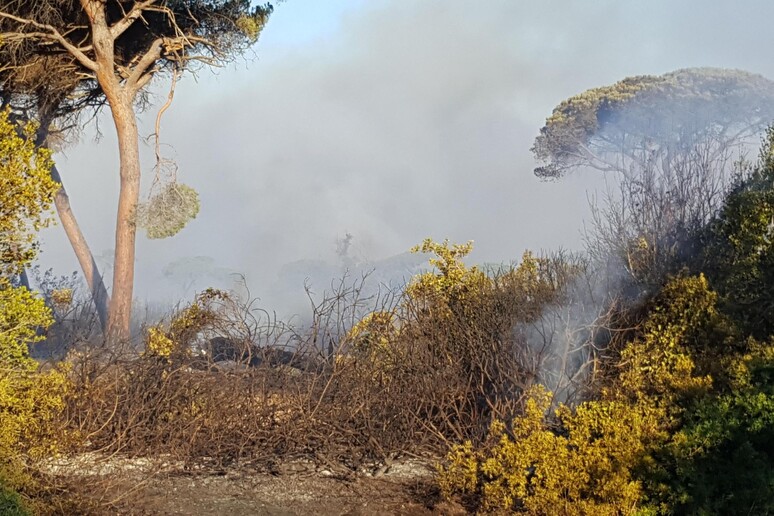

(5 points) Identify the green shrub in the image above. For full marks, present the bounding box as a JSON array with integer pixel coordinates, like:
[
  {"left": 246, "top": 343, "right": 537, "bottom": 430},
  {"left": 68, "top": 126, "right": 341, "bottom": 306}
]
[{"left": 0, "top": 484, "right": 30, "bottom": 516}]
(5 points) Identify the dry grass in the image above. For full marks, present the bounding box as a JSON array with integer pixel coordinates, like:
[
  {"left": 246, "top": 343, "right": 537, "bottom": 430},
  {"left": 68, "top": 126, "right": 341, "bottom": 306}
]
[{"left": 36, "top": 255, "right": 623, "bottom": 511}]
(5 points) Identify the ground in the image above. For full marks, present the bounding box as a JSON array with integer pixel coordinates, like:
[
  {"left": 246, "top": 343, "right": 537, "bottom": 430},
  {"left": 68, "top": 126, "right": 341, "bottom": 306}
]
[
  {"left": 120, "top": 470, "right": 438, "bottom": 515},
  {"left": 49, "top": 457, "right": 467, "bottom": 515}
]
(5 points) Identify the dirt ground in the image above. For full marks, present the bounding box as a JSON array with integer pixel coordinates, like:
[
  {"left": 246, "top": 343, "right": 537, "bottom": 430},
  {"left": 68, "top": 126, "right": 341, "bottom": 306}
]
[{"left": 62, "top": 458, "right": 467, "bottom": 515}]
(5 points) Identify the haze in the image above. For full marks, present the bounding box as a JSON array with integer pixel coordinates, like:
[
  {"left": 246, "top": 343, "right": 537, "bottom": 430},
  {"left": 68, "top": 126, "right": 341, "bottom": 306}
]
[{"left": 37, "top": 0, "right": 774, "bottom": 316}]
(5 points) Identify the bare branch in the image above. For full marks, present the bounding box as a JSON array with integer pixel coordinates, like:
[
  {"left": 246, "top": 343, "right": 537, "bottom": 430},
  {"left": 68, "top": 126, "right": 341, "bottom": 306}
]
[
  {"left": 110, "top": 0, "right": 159, "bottom": 39},
  {"left": 125, "top": 38, "right": 163, "bottom": 92},
  {"left": 0, "top": 12, "right": 98, "bottom": 72},
  {"left": 153, "top": 68, "right": 178, "bottom": 172}
]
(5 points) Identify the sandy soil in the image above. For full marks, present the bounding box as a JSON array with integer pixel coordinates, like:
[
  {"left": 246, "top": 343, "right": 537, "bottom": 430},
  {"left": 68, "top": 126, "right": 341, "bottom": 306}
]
[{"left": 59, "top": 458, "right": 467, "bottom": 515}]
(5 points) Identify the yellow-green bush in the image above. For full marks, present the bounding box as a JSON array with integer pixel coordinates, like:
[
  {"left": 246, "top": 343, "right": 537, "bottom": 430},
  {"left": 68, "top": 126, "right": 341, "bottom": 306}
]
[
  {"left": 343, "top": 310, "right": 401, "bottom": 376},
  {"left": 0, "top": 280, "right": 70, "bottom": 489},
  {"left": 407, "top": 239, "right": 488, "bottom": 312},
  {"left": 404, "top": 240, "right": 571, "bottom": 348},
  {"left": 439, "top": 385, "right": 666, "bottom": 514},
  {"left": 0, "top": 108, "right": 69, "bottom": 501},
  {"left": 143, "top": 288, "right": 228, "bottom": 360},
  {"left": 438, "top": 275, "right": 723, "bottom": 513},
  {"left": 609, "top": 275, "right": 718, "bottom": 405},
  {"left": 0, "top": 109, "right": 57, "bottom": 276}
]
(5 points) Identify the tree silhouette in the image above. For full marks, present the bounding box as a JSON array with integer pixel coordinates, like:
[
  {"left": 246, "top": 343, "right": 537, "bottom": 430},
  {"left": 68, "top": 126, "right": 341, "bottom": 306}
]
[{"left": 532, "top": 68, "right": 774, "bottom": 179}]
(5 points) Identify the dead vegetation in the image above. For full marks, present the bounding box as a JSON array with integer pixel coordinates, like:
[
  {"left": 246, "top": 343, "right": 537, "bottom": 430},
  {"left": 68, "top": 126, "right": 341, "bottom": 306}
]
[{"left": 22, "top": 241, "right": 628, "bottom": 513}]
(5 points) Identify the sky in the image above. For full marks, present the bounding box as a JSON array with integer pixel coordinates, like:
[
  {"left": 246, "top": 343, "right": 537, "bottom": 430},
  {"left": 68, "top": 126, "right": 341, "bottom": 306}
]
[{"left": 37, "top": 0, "right": 774, "bottom": 316}]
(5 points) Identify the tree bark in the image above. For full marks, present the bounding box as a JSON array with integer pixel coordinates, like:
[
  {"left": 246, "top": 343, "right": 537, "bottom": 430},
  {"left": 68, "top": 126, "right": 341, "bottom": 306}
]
[
  {"left": 105, "top": 95, "right": 141, "bottom": 342},
  {"left": 17, "top": 268, "right": 30, "bottom": 290},
  {"left": 49, "top": 164, "right": 110, "bottom": 332},
  {"left": 84, "top": 4, "right": 140, "bottom": 342},
  {"left": 35, "top": 119, "right": 111, "bottom": 335}
]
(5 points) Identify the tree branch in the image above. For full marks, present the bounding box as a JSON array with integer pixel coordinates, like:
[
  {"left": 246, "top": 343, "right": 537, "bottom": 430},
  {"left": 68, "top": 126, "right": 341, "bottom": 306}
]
[
  {"left": 125, "top": 38, "right": 163, "bottom": 92},
  {"left": 110, "top": 0, "right": 159, "bottom": 39},
  {"left": 0, "top": 12, "right": 98, "bottom": 72}
]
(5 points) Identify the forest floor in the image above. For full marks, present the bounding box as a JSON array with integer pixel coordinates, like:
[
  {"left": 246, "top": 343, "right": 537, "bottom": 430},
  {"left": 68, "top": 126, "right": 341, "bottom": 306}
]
[{"left": 50, "top": 456, "right": 467, "bottom": 515}]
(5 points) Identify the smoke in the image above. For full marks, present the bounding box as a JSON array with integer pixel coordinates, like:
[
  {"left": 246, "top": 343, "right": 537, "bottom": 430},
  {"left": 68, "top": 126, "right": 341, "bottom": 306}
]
[
  {"left": 522, "top": 256, "right": 634, "bottom": 404},
  {"left": 36, "top": 0, "right": 774, "bottom": 318},
  {"left": 521, "top": 84, "right": 761, "bottom": 404}
]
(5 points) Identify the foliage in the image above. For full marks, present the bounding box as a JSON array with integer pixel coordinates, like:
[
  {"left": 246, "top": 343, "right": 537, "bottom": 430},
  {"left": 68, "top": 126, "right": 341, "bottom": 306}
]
[
  {"left": 439, "top": 384, "right": 664, "bottom": 514},
  {"left": 609, "top": 275, "right": 718, "bottom": 404},
  {"left": 0, "top": 107, "right": 69, "bottom": 505},
  {"left": 0, "top": 483, "right": 29, "bottom": 516},
  {"left": 405, "top": 239, "right": 494, "bottom": 331},
  {"left": 407, "top": 239, "right": 572, "bottom": 325},
  {"left": 0, "top": 280, "right": 52, "bottom": 370},
  {"left": 0, "top": 1, "right": 275, "bottom": 107},
  {"left": 533, "top": 68, "right": 774, "bottom": 178},
  {"left": 407, "top": 240, "right": 570, "bottom": 343},
  {"left": 345, "top": 310, "right": 400, "bottom": 372},
  {"left": 0, "top": 274, "right": 70, "bottom": 496},
  {"left": 143, "top": 288, "right": 228, "bottom": 360},
  {"left": 701, "top": 128, "right": 774, "bottom": 338},
  {"left": 664, "top": 372, "right": 774, "bottom": 514},
  {"left": 136, "top": 182, "right": 200, "bottom": 239},
  {"left": 145, "top": 326, "right": 176, "bottom": 359},
  {"left": 347, "top": 311, "right": 396, "bottom": 354},
  {"left": 438, "top": 271, "right": 774, "bottom": 514},
  {"left": 408, "top": 239, "right": 482, "bottom": 299},
  {"left": 0, "top": 108, "right": 62, "bottom": 474},
  {"left": 533, "top": 74, "right": 660, "bottom": 177},
  {"left": 0, "top": 109, "right": 57, "bottom": 275},
  {"left": 0, "top": 273, "right": 69, "bottom": 500}
]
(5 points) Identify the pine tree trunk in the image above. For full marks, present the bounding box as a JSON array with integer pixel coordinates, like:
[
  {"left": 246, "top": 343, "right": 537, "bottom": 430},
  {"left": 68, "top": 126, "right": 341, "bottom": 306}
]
[
  {"left": 88, "top": 5, "right": 142, "bottom": 343},
  {"left": 105, "top": 96, "right": 141, "bottom": 342},
  {"left": 36, "top": 121, "right": 111, "bottom": 335},
  {"left": 49, "top": 164, "right": 110, "bottom": 332}
]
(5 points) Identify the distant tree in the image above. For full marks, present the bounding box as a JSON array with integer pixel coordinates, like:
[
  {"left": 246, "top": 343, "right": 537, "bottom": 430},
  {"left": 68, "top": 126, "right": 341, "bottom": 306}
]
[
  {"left": 532, "top": 68, "right": 774, "bottom": 179},
  {"left": 536, "top": 68, "right": 774, "bottom": 288},
  {"left": 162, "top": 256, "right": 234, "bottom": 295},
  {"left": 0, "top": 1, "right": 275, "bottom": 340}
]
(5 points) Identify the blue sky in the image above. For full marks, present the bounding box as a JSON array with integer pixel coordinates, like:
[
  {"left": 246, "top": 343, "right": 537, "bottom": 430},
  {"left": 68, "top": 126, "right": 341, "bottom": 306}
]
[{"left": 259, "top": 1, "right": 372, "bottom": 50}]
